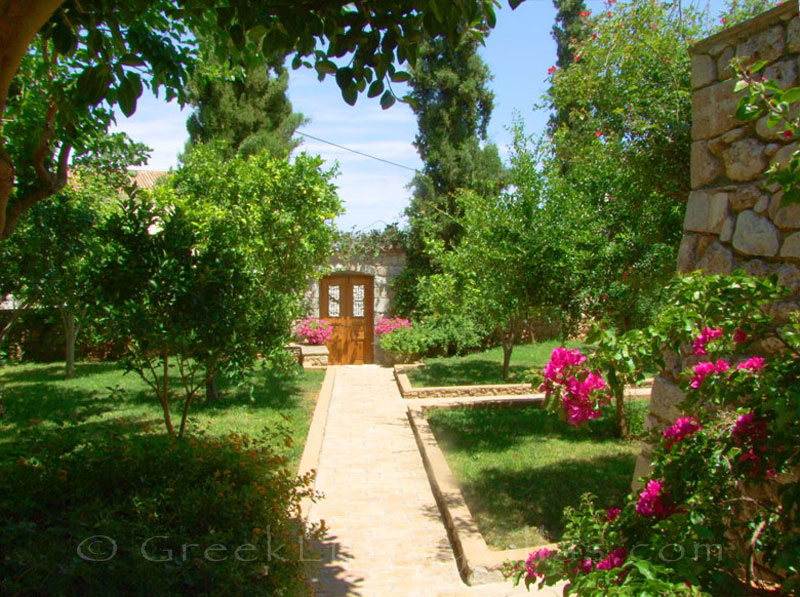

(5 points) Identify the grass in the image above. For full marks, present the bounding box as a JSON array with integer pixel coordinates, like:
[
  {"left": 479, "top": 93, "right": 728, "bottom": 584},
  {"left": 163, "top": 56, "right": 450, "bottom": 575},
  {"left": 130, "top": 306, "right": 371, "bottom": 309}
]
[
  {"left": 407, "top": 339, "right": 590, "bottom": 387},
  {"left": 426, "top": 402, "right": 647, "bottom": 550},
  {"left": 0, "top": 361, "right": 325, "bottom": 470}
]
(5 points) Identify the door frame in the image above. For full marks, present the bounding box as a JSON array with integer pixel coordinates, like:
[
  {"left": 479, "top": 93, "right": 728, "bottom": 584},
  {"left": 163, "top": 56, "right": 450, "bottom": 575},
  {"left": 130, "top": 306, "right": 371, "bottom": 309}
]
[{"left": 319, "top": 272, "right": 374, "bottom": 365}]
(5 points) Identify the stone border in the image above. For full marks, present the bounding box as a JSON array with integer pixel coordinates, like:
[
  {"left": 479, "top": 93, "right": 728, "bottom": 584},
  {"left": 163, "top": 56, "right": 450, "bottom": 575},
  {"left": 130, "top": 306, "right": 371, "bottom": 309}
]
[
  {"left": 406, "top": 399, "right": 557, "bottom": 585},
  {"left": 298, "top": 366, "right": 336, "bottom": 519},
  {"left": 394, "top": 365, "right": 532, "bottom": 399}
]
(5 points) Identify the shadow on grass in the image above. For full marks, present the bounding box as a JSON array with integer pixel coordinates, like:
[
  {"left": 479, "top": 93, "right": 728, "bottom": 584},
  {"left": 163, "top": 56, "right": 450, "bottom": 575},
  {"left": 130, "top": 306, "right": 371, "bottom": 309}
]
[
  {"left": 409, "top": 359, "right": 531, "bottom": 387},
  {"left": 462, "top": 452, "right": 636, "bottom": 544},
  {"left": 427, "top": 405, "right": 626, "bottom": 454},
  {"left": 0, "top": 361, "right": 123, "bottom": 384}
]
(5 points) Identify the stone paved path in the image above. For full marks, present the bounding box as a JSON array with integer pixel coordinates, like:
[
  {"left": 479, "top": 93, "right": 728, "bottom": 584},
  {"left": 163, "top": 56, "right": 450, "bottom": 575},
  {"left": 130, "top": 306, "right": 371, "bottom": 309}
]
[{"left": 306, "top": 365, "right": 561, "bottom": 597}]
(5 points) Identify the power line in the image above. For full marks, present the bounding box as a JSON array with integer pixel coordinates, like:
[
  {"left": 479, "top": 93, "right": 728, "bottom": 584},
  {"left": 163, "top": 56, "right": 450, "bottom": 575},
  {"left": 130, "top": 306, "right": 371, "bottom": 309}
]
[{"left": 296, "top": 130, "right": 418, "bottom": 172}]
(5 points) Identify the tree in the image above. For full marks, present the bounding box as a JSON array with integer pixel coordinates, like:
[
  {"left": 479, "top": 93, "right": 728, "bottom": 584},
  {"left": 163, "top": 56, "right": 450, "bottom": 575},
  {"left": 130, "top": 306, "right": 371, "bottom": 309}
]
[
  {"left": 396, "top": 32, "right": 507, "bottom": 316},
  {"left": 98, "top": 146, "right": 341, "bottom": 436},
  {"left": 548, "top": 0, "right": 588, "bottom": 135},
  {"left": 545, "top": 0, "right": 701, "bottom": 332},
  {"left": 419, "top": 122, "right": 594, "bottom": 378},
  {"left": 0, "top": 0, "right": 509, "bottom": 241},
  {"left": 185, "top": 59, "right": 306, "bottom": 160}
]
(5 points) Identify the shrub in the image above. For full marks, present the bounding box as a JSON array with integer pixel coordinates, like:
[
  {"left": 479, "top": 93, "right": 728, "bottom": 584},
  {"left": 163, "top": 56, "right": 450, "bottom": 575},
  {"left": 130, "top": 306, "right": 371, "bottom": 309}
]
[
  {"left": 0, "top": 429, "right": 323, "bottom": 595},
  {"left": 379, "top": 325, "right": 430, "bottom": 364},
  {"left": 374, "top": 317, "right": 410, "bottom": 337},
  {"left": 507, "top": 272, "right": 800, "bottom": 595},
  {"left": 295, "top": 317, "right": 333, "bottom": 345}
]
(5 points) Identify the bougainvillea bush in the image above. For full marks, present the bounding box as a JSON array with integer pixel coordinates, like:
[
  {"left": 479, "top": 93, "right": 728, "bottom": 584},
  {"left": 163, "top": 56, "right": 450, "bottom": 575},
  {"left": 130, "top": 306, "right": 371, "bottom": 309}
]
[
  {"left": 507, "top": 272, "right": 800, "bottom": 595},
  {"left": 295, "top": 317, "right": 333, "bottom": 345},
  {"left": 374, "top": 317, "right": 411, "bottom": 337}
]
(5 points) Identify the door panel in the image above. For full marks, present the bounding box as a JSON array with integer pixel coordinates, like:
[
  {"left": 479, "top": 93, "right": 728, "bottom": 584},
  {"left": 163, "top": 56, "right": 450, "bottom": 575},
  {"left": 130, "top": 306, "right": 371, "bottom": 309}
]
[{"left": 320, "top": 274, "right": 373, "bottom": 365}]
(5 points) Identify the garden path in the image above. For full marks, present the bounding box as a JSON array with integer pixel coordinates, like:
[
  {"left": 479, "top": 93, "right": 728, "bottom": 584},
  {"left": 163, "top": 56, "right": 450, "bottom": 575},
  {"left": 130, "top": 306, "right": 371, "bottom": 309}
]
[{"left": 306, "top": 365, "right": 561, "bottom": 596}]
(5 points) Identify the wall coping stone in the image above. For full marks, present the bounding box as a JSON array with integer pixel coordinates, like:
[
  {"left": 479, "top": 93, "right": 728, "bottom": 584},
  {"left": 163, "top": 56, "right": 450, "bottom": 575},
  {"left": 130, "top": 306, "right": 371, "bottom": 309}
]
[{"left": 691, "top": 1, "right": 797, "bottom": 56}]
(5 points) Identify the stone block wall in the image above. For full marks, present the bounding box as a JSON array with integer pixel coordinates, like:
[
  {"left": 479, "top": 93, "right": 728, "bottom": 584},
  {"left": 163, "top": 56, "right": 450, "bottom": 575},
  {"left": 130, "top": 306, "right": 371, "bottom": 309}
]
[
  {"left": 304, "top": 249, "right": 406, "bottom": 363},
  {"left": 635, "top": 1, "right": 800, "bottom": 485}
]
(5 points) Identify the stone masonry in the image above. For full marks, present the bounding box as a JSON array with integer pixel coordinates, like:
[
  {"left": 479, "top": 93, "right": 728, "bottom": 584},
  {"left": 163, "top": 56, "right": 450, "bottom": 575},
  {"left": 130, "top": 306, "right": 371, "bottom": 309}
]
[
  {"left": 305, "top": 249, "right": 406, "bottom": 364},
  {"left": 635, "top": 1, "right": 800, "bottom": 484}
]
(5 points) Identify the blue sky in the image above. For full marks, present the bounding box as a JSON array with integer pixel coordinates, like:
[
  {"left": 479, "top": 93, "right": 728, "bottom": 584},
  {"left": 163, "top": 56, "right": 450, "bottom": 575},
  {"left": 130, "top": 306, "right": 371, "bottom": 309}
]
[{"left": 111, "top": 0, "right": 733, "bottom": 231}]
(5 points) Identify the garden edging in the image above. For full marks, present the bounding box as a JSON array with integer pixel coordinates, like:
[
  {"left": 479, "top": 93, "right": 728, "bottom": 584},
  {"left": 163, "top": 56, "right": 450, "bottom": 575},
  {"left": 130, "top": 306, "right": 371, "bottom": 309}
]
[
  {"left": 394, "top": 364, "right": 533, "bottom": 399},
  {"left": 406, "top": 401, "right": 558, "bottom": 585},
  {"left": 297, "top": 366, "right": 336, "bottom": 519}
]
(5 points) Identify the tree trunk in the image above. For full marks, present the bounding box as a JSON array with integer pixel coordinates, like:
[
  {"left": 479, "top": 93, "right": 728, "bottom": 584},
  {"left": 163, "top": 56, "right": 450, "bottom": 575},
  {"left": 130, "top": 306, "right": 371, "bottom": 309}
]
[
  {"left": 0, "top": 0, "right": 66, "bottom": 238},
  {"left": 501, "top": 330, "right": 515, "bottom": 380},
  {"left": 60, "top": 307, "right": 79, "bottom": 379},
  {"left": 205, "top": 375, "right": 219, "bottom": 402},
  {"left": 614, "top": 385, "right": 629, "bottom": 439},
  {"left": 160, "top": 350, "right": 174, "bottom": 435}
]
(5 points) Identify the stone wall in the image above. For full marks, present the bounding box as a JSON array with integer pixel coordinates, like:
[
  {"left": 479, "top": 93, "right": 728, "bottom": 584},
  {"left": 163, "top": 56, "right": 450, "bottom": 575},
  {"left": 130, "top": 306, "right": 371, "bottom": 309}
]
[
  {"left": 305, "top": 249, "right": 406, "bottom": 363},
  {"left": 634, "top": 1, "right": 800, "bottom": 485}
]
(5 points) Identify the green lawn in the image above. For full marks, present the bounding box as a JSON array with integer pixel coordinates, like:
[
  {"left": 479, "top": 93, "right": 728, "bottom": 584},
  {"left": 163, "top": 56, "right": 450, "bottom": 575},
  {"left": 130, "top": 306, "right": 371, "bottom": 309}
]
[
  {"left": 0, "top": 361, "right": 325, "bottom": 470},
  {"left": 407, "top": 339, "right": 589, "bottom": 387},
  {"left": 426, "top": 403, "right": 645, "bottom": 550}
]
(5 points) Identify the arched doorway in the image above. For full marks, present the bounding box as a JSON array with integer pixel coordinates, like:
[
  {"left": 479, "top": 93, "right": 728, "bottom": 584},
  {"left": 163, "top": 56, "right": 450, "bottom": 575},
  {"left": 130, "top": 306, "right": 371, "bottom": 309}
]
[{"left": 320, "top": 273, "right": 374, "bottom": 365}]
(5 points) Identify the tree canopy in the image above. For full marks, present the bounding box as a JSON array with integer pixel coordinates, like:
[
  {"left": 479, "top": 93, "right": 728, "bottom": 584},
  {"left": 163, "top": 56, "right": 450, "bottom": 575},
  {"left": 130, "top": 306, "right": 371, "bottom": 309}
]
[{"left": 0, "top": 0, "right": 515, "bottom": 240}]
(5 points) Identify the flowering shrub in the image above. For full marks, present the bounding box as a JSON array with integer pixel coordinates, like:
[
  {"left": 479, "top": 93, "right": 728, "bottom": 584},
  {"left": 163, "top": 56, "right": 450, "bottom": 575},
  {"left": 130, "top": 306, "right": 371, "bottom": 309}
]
[
  {"left": 379, "top": 325, "right": 429, "bottom": 364},
  {"left": 295, "top": 317, "right": 332, "bottom": 345},
  {"left": 506, "top": 272, "right": 800, "bottom": 595},
  {"left": 538, "top": 347, "right": 610, "bottom": 426},
  {"left": 374, "top": 317, "right": 411, "bottom": 337}
]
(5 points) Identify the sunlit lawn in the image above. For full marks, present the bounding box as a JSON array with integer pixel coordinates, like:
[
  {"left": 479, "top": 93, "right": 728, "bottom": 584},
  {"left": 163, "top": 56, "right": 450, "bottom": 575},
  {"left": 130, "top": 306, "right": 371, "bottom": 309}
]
[
  {"left": 0, "top": 361, "right": 325, "bottom": 470},
  {"left": 426, "top": 402, "right": 646, "bottom": 550},
  {"left": 408, "top": 339, "right": 590, "bottom": 387}
]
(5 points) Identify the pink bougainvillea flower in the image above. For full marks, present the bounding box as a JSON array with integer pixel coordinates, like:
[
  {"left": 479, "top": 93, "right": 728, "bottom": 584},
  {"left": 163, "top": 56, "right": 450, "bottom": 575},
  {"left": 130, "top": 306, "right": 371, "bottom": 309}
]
[
  {"left": 663, "top": 416, "right": 702, "bottom": 449},
  {"left": 737, "top": 356, "right": 766, "bottom": 373},
  {"left": 689, "top": 359, "right": 729, "bottom": 389},
  {"left": 636, "top": 480, "right": 673, "bottom": 519},
  {"left": 606, "top": 507, "right": 621, "bottom": 522},
  {"left": 542, "top": 347, "right": 587, "bottom": 384},
  {"left": 374, "top": 317, "right": 411, "bottom": 337},
  {"left": 595, "top": 548, "right": 627, "bottom": 570},
  {"left": 573, "top": 558, "right": 593, "bottom": 574},
  {"left": 691, "top": 327, "right": 723, "bottom": 356},
  {"left": 733, "top": 328, "right": 747, "bottom": 343},
  {"left": 732, "top": 412, "right": 768, "bottom": 441},
  {"left": 525, "top": 547, "right": 552, "bottom": 579}
]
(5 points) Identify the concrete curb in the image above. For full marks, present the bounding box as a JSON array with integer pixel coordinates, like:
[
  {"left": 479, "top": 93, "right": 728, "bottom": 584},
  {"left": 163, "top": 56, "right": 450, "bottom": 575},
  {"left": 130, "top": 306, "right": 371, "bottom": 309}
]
[
  {"left": 406, "top": 401, "right": 558, "bottom": 586},
  {"left": 394, "top": 365, "right": 532, "bottom": 399},
  {"left": 298, "top": 366, "right": 336, "bottom": 519}
]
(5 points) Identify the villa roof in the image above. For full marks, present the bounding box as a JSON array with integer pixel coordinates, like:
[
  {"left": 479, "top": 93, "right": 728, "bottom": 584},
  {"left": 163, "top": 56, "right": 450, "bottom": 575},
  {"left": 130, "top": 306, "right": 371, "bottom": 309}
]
[{"left": 130, "top": 169, "right": 169, "bottom": 189}]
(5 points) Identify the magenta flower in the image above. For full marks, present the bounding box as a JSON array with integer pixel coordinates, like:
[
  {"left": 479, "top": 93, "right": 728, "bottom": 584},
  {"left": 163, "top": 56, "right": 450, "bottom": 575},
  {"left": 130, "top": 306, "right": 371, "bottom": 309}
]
[
  {"left": 689, "top": 359, "right": 730, "bottom": 389},
  {"left": 737, "top": 356, "right": 765, "bottom": 374},
  {"left": 663, "top": 416, "right": 702, "bottom": 450},
  {"left": 691, "top": 327, "right": 723, "bottom": 356},
  {"left": 573, "top": 558, "right": 593, "bottom": 574},
  {"left": 525, "top": 547, "right": 552, "bottom": 579},
  {"left": 295, "top": 317, "right": 333, "bottom": 345},
  {"left": 595, "top": 548, "right": 627, "bottom": 571},
  {"left": 733, "top": 328, "right": 747, "bottom": 343},
  {"left": 374, "top": 317, "right": 410, "bottom": 337},
  {"left": 606, "top": 507, "right": 621, "bottom": 522},
  {"left": 636, "top": 480, "right": 672, "bottom": 519},
  {"left": 543, "top": 347, "right": 587, "bottom": 384},
  {"left": 732, "top": 412, "right": 767, "bottom": 441}
]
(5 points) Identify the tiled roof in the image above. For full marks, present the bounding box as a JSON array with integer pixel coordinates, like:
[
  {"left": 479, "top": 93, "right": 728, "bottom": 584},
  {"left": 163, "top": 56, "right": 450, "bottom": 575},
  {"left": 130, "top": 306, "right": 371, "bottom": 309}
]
[{"left": 130, "top": 169, "right": 169, "bottom": 189}]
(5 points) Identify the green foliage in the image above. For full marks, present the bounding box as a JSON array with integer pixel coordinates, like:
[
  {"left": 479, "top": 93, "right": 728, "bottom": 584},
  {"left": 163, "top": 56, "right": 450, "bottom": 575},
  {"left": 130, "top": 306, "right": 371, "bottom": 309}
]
[
  {"left": 378, "top": 325, "right": 431, "bottom": 364},
  {"left": 544, "top": 0, "right": 701, "bottom": 331},
  {"left": 397, "top": 31, "right": 507, "bottom": 315},
  {"left": 97, "top": 147, "right": 341, "bottom": 435},
  {"left": 185, "top": 52, "right": 307, "bottom": 160},
  {"left": 332, "top": 224, "right": 406, "bottom": 262},
  {"left": 551, "top": 0, "right": 588, "bottom": 70},
  {"left": 1, "top": 0, "right": 504, "bottom": 238},
  {"left": 0, "top": 429, "right": 322, "bottom": 595},
  {"left": 714, "top": 0, "right": 782, "bottom": 30},
  {"left": 507, "top": 272, "right": 800, "bottom": 595},
  {"left": 733, "top": 58, "right": 800, "bottom": 205}
]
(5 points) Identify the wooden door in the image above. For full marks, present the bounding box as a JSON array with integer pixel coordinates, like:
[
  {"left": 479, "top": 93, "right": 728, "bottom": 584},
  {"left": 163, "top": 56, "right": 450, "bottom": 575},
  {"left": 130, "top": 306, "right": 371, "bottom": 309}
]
[{"left": 320, "top": 274, "right": 373, "bottom": 365}]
